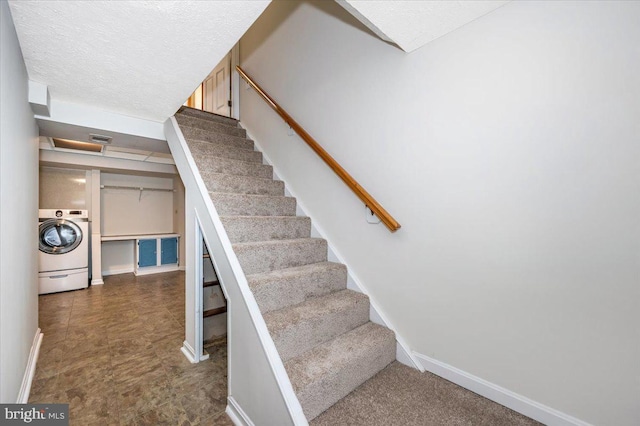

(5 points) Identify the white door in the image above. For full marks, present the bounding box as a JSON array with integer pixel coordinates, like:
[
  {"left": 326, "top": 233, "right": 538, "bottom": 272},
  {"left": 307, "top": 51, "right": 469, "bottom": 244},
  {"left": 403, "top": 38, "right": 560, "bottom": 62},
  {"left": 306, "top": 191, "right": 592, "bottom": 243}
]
[{"left": 203, "top": 52, "right": 231, "bottom": 117}]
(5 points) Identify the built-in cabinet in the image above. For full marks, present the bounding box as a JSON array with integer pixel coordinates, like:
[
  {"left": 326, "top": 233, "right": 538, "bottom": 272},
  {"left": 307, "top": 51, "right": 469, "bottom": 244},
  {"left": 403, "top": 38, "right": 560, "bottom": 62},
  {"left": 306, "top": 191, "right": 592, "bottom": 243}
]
[
  {"left": 97, "top": 172, "right": 185, "bottom": 279},
  {"left": 101, "top": 233, "right": 180, "bottom": 276},
  {"left": 135, "top": 235, "right": 179, "bottom": 275}
]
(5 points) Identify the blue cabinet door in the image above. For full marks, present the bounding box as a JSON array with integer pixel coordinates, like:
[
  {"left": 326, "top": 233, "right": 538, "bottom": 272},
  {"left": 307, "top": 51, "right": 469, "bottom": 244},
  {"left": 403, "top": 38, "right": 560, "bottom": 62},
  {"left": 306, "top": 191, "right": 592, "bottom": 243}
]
[
  {"left": 138, "top": 239, "right": 157, "bottom": 267},
  {"left": 161, "top": 237, "right": 178, "bottom": 265}
]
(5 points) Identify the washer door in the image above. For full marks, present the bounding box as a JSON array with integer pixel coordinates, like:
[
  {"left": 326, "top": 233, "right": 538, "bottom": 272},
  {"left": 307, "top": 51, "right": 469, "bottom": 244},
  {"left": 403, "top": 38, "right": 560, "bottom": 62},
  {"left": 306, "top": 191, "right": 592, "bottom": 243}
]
[{"left": 39, "top": 219, "right": 83, "bottom": 254}]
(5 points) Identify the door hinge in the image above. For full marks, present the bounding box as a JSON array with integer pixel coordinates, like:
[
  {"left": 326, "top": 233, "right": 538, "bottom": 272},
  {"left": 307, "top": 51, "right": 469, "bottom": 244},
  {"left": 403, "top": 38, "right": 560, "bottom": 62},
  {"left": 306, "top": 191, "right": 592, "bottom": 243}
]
[{"left": 227, "top": 100, "right": 232, "bottom": 107}]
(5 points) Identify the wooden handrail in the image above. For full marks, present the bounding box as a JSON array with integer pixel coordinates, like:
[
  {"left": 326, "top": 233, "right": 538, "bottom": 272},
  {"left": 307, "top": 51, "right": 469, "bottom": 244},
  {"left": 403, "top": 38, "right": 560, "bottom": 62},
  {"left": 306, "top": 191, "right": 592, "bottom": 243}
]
[{"left": 236, "top": 66, "right": 401, "bottom": 233}]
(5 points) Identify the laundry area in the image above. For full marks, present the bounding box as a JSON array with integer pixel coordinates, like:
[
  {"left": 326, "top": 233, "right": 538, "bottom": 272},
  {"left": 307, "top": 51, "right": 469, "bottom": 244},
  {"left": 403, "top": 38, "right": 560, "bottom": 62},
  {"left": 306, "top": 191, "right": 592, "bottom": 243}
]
[
  {"left": 32, "top": 138, "right": 231, "bottom": 422},
  {"left": 38, "top": 164, "right": 184, "bottom": 289},
  {"left": 37, "top": 139, "right": 229, "bottom": 352}
]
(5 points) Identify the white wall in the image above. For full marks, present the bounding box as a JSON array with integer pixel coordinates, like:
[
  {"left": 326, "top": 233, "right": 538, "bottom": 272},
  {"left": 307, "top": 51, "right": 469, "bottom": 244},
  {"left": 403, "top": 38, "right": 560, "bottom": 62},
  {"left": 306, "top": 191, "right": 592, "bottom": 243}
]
[
  {"left": 100, "top": 173, "right": 174, "bottom": 236},
  {"left": 239, "top": 1, "right": 640, "bottom": 425},
  {"left": 0, "top": 0, "right": 40, "bottom": 402},
  {"left": 174, "top": 175, "right": 186, "bottom": 269},
  {"left": 39, "top": 166, "right": 87, "bottom": 209}
]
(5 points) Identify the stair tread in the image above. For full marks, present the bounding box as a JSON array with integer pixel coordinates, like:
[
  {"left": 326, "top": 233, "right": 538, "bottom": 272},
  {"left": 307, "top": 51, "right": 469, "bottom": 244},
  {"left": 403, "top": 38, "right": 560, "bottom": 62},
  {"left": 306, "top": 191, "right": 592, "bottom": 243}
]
[
  {"left": 202, "top": 172, "right": 284, "bottom": 196},
  {"left": 246, "top": 261, "right": 345, "bottom": 283},
  {"left": 233, "top": 237, "right": 325, "bottom": 249},
  {"left": 286, "top": 321, "right": 393, "bottom": 383},
  {"left": 246, "top": 261, "right": 347, "bottom": 314},
  {"left": 233, "top": 238, "right": 328, "bottom": 275},
  {"left": 220, "top": 215, "right": 312, "bottom": 243},
  {"left": 198, "top": 164, "right": 272, "bottom": 180},
  {"left": 201, "top": 171, "right": 281, "bottom": 184},
  {"left": 181, "top": 121, "right": 251, "bottom": 144},
  {"left": 208, "top": 192, "right": 297, "bottom": 216},
  {"left": 265, "top": 289, "right": 367, "bottom": 334},
  {"left": 182, "top": 127, "right": 253, "bottom": 144},
  {"left": 203, "top": 280, "right": 219, "bottom": 288},
  {"left": 187, "top": 140, "right": 262, "bottom": 164},
  {"left": 176, "top": 114, "right": 245, "bottom": 134},
  {"left": 264, "top": 289, "right": 370, "bottom": 362},
  {"left": 285, "top": 321, "right": 395, "bottom": 419},
  {"left": 209, "top": 192, "right": 294, "bottom": 200},
  {"left": 186, "top": 137, "right": 255, "bottom": 153},
  {"left": 177, "top": 107, "right": 239, "bottom": 126},
  {"left": 220, "top": 214, "right": 307, "bottom": 219},
  {"left": 203, "top": 306, "right": 227, "bottom": 317},
  {"left": 194, "top": 153, "right": 268, "bottom": 167}
]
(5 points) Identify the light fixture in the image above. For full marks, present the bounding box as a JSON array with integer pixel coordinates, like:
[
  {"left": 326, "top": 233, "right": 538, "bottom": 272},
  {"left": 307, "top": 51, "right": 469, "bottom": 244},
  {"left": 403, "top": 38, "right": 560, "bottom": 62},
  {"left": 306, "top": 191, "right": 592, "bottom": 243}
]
[{"left": 52, "top": 138, "right": 104, "bottom": 153}]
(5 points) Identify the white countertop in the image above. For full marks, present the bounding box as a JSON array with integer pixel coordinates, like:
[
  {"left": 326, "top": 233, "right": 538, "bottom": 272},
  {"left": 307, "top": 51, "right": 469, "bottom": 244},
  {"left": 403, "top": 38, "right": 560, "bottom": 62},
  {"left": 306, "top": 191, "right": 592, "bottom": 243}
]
[{"left": 101, "top": 233, "right": 180, "bottom": 242}]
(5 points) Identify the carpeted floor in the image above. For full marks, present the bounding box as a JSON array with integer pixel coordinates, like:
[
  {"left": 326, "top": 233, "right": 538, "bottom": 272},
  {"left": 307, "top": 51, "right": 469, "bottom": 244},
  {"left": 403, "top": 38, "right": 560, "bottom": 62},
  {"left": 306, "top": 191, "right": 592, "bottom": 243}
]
[{"left": 312, "top": 361, "right": 541, "bottom": 426}]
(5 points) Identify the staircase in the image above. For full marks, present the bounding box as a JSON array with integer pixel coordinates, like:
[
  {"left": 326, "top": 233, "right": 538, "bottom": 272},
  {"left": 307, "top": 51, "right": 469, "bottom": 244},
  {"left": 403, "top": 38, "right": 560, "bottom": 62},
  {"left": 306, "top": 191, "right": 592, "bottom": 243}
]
[{"left": 174, "top": 106, "right": 396, "bottom": 421}]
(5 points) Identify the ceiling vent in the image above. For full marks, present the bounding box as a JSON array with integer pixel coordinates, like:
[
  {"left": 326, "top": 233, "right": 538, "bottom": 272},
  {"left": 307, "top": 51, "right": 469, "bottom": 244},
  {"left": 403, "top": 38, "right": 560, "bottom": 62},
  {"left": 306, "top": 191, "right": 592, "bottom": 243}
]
[{"left": 89, "top": 133, "right": 112, "bottom": 144}]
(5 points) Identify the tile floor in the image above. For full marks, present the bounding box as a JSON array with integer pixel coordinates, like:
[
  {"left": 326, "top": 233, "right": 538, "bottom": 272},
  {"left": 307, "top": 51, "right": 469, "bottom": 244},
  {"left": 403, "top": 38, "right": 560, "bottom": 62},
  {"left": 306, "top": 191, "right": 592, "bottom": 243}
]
[{"left": 30, "top": 271, "right": 231, "bottom": 425}]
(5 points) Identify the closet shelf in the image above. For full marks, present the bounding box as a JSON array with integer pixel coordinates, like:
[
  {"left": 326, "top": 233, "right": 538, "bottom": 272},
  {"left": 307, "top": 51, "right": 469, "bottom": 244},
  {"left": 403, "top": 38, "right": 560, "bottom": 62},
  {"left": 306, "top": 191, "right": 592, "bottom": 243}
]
[{"left": 100, "top": 185, "right": 175, "bottom": 192}]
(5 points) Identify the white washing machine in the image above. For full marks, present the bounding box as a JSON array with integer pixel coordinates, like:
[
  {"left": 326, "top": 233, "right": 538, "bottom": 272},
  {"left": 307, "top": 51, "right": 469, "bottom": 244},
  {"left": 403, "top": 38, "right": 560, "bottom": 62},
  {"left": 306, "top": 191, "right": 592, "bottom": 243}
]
[{"left": 38, "top": 209, "right": 89, "bottom": 294}]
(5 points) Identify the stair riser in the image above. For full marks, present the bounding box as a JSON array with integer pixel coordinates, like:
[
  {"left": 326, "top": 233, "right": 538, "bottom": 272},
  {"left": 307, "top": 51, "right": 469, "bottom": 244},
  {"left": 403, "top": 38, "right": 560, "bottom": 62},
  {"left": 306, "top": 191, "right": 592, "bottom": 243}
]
[
  {"left": 187, "top": 140, "right": 263, "bottom": 163},
  {"left": 249, "top": 263, "right": 347, "bottom": 314},
  {"left": 195, "top": 156, "right": 273, "bottom": 179},
  {"left": 221, "top": 216, "right": 311, "bottom": 243},
  {"left": 233, "top": 240, "right": 327, "bottom": 275},
  {"left": 177, "top": 108, "right": 239, "bottom": 127},
  {"left": 266, "top": 292, "right": 370, "bottom": 363},
  {"left": 203, "top": 175, "right": 284, "bottom": 196},
  {"left": 182, "top": 127, "right": 254, "bottom": 151},
  {"left": 209, "top": 193, "right": 297, "bottom": 217},
  {"left": 176, "top": 115, "right": 246, "bottom": 138},
  {"left": 289, "top": 325, "right": 396, "bottom": 421}
]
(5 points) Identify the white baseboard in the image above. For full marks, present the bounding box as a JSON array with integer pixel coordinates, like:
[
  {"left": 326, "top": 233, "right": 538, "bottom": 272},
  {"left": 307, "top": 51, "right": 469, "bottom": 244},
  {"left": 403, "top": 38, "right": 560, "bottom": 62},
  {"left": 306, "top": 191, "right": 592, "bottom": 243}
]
[
  {"left": 91, "top": 278, "right": 104, "bottom": 285},
  {"left": 101, "top": 267, "right": 134, "bottom": 277},
  {"left": 180, "top": 341, "right": 198, "bottom": 364},
  {"left": 226, "top": 396, "right": 255, "bottom": 426},
  {"left": 134, "top": 264, "right": 179, "bottom": 276},
  {"left": 414, "top": 352, "right": 591, "bottom": 426},
  {"left": 17, "top": 328, "right": 43, "bottom": 403}
]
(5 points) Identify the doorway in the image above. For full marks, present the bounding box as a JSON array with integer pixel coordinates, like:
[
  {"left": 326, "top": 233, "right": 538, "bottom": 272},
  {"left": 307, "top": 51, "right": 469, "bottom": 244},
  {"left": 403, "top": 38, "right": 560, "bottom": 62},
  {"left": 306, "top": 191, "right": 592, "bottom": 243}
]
[
  {"left": 202, "top": 51, "right": 231, "bottom": 117},
  {"left": 184, "top": 45, "right": 239, "bottom": 119}
]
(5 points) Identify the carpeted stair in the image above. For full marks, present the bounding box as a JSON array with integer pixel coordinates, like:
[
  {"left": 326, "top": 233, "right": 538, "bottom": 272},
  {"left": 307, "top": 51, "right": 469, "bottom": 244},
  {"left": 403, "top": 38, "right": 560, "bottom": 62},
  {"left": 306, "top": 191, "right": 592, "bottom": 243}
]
[{"left": 175, "top": 106, "right": 396, "bottom": 421}]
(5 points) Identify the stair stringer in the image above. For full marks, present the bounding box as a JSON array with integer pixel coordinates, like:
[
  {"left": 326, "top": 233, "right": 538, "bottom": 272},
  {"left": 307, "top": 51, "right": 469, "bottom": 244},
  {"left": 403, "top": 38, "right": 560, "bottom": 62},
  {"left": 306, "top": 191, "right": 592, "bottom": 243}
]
[
  {"left": 242, "top": 124, "right": 424, "bottom": 373},
  {"left": 164, "top": 116, "right": 308, "bottom": 426}
]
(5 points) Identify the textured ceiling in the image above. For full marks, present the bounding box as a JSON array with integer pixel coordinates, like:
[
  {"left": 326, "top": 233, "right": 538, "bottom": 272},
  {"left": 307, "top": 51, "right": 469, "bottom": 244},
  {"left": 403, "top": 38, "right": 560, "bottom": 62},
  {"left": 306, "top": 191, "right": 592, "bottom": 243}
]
[
  {"left": 8, "top": 0, "right": 270, "bottom": 122},
  {"left": 338, "top": 0, "right": 510, "bottom": 52}
]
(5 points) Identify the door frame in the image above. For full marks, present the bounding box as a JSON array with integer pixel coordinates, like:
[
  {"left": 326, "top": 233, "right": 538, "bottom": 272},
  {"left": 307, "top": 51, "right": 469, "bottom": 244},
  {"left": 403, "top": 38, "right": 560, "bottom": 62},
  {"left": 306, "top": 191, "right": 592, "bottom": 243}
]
[{"left": 231, "top": 43, "right": 240, "bottom": 120}]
